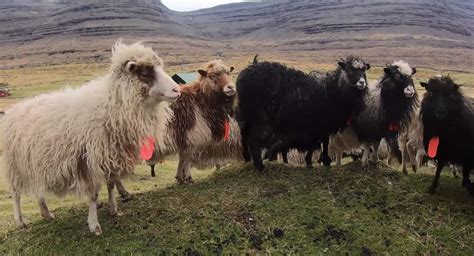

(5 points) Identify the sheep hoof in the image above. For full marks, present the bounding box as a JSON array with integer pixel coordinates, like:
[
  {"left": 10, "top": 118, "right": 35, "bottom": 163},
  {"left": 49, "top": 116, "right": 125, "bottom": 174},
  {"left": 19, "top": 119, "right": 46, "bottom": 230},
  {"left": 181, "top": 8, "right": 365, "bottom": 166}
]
[
  {"left": 119, "top": 190, "right": 131, "bottom": 199},
  {"left": 90, "top": 224, "right": 102, "bottom": 236},
  {"left": 16, "top": 221, "right": 28, "bottom": 229},
  {"left": 411, "top": 165, "right": 417, "bottom": 173},
  {"left": 428, "top": 186, "right": 437, "bottom": 195},
  {"left": 121, "top": 196, "right": 133, "bottom": 203},
  {"left": 255, "top": 164, "right": 265, "bottom": 172},
  {"left": 176, "top": 177, "right": 185, "bottom": 185},
  {"left": 306, "top": 164, "right": 313, "bottom": 169},
  {"left": 96, "top": 201, "right": 105, "bottom": 209},
  {"left": 402, "top": 169, "right": 408, "bottom": 175},
  {"left": 111, "top": 210, "right": 123, "bottom": 217},
  {"left": 184, "top": 177, "right": 194, "bottom": 184},
  {"left": 42, "top": 212, "right": 55, "bottom": 221},
  {"left": 120, "top": 194, "right": 133, "bottom": 203},
  {"left": 321, "top": 158, "right": 331, "bottom": 167}
]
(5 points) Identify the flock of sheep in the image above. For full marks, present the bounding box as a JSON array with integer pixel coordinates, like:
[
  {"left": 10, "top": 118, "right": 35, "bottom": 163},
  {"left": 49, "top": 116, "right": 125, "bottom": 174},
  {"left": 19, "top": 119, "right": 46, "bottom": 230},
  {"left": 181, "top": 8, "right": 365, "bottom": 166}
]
[{"left": 0, "top": 41, "right": 472, "bottom": 235}]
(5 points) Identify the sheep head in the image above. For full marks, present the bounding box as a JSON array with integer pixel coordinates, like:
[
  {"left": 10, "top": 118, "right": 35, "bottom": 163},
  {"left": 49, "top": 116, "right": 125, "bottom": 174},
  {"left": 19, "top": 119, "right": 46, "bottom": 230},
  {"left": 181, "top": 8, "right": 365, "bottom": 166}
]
[
  {"left": 110, "top": 40, "right": 180, "bottom": 103},
  {"left": 338, "top": 56, "right": 370, "bottom": 90},
  {"left": 421, "top": 75, "right": 462, "bottom": 122},
  {"left": 197, "top": 60, "right": 236, "bottom": 98},
  {"left": 383, "top": 60, "right": 417, "bottom": 98}
]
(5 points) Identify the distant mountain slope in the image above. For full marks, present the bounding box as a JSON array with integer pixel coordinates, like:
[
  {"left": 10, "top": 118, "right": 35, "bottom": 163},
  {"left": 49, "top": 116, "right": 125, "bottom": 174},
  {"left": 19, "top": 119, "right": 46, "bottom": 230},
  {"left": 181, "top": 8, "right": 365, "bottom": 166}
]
[
  {"left": 0, "top": 0, "right": 472, "bottom": 70},
  {"left": 184, "top": 0, "right": 473, "bottom": 39}
]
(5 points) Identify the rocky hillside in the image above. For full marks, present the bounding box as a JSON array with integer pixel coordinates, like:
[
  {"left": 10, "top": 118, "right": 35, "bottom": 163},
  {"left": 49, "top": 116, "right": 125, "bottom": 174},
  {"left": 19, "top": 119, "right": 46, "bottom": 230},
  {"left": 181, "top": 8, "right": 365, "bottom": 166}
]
[{"left": 0, "top": 0, "right": 472, "bottom": 70}]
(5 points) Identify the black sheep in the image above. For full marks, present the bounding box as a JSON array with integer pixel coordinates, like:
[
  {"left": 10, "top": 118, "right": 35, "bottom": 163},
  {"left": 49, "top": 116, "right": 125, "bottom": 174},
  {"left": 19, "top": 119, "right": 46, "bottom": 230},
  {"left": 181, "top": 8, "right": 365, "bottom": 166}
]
[
  {"left": 420, "top": 76, "right": 474, "bottom": 195},
  {"left": 236, "top": 56, "right": 370, "bottom": 170}
]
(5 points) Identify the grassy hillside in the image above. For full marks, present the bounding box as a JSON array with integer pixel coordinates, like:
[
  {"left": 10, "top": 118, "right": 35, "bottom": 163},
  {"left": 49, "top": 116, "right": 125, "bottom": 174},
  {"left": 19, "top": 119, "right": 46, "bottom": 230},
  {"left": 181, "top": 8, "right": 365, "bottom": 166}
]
[{"left": 0, "top": 160, "right": 472, "bottom": 254}]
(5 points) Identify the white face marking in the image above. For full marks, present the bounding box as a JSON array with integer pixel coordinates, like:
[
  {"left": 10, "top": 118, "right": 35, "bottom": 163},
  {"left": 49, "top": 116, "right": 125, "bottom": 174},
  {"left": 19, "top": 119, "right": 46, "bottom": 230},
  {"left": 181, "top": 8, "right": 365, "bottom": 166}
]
[
  {"left": 404, "top": 85, "right": 415, "bottom": 98},
  {"left": 223, "top": 84, "right": 236, "bottom": 96},
  {"left": 150, "top": 68, "right": 180, "bottom": 101},
  {"left": 352, "top": 59, "right": 365, "bottom": 69},
  {"left": 356, "top": 77, "right": 367, "bottom": 90},
  {"left": 392, "top": 60, "right": 413, "bottom": 77}
]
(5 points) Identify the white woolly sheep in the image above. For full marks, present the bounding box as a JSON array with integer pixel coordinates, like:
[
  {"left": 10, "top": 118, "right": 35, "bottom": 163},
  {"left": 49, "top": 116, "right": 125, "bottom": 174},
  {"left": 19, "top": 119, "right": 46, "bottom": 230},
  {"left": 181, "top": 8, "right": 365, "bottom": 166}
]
[
  {"left": 0, "top": 41, "right": 180, "bottom": 235},
  {"left": 398, "top": 109, "right": 426, "bottom": 174}
]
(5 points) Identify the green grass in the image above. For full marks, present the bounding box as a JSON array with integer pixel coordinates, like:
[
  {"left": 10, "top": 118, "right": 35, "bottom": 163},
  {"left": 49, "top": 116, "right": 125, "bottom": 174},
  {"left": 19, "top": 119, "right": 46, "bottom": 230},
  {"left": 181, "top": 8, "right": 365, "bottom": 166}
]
[
  {"left": 0, "top": 62, "right": 473, "bottom": 254},
  {"left": 0, "top": 160, "right": 472, "bottom": 254}
]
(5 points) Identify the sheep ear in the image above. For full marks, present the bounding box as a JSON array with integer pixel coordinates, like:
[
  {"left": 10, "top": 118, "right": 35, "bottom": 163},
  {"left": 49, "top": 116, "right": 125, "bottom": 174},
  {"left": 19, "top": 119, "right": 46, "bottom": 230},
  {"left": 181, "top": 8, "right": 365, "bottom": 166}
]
[
  {"left": 338, "top": 62, "right": 346, "bottom": 70},
  {"left": 112, "top": 38, "right": 124, "bottom": 56},
  {"left": 412, "top": 67, "right": 417, "bottom": 75},
  {"left": 253, "top": 54, "right": 259, "bottom": 64},
  {"left": 229, "top": 66, "right": 235, "bottom": 73},
  {"left": 198, "top": 69, "right": 207, "bottom": 77},
  {"left": 365, "top": 64, "right": 370, "bottom": 70},
  {"left": 126, "top": 60, "right": 137, "bottom": 72},
  {"left": 420, "top": 82, "right": 429, "bottom": 88}
]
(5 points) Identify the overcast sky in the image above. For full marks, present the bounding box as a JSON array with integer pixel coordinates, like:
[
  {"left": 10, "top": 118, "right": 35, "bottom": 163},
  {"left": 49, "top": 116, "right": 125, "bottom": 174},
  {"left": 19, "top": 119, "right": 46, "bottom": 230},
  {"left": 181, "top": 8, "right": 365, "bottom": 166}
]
[{"left": 161, "top": 0, "right": 246, "bottom": 12}]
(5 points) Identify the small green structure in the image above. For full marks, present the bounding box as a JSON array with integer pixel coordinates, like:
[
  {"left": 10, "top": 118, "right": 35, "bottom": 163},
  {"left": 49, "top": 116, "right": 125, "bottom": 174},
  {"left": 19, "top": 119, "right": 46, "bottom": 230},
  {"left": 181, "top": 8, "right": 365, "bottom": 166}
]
[{"left": 171, "top": 72, "right": 198, "bottom": 85}]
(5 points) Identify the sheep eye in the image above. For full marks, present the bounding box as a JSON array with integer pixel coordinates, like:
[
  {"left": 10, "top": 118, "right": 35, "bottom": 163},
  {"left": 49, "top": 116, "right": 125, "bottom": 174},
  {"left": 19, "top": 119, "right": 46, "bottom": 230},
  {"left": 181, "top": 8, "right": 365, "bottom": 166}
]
[{"left": 140, "top": 70, "right": 149, "bottom": 76}]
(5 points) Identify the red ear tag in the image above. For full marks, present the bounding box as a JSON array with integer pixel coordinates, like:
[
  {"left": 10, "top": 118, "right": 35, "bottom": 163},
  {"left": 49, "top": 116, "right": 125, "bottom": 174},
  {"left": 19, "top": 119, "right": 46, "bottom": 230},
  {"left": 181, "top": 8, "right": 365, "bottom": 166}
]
[
  {"left": 346, "top": 117, "right": 353, "bottom": 126},
  {"left": 428, "top": 136, "right": 440, "bottom": 158},
  {"left": 389, "top": 122, "right": 399, "bottom": 132},
  {"left": 224, "top": 121, "right": 230, "bottom": 141},
  {"left": 140, "top": 137, "right": 155, "bottom": 161}
]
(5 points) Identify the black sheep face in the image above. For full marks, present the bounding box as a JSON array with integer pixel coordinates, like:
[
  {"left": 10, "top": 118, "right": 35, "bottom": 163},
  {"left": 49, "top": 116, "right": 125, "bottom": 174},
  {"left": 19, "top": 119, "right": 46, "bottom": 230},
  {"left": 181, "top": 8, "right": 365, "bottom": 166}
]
[
  {"left": 421, "top": 76, "right": 462, "bottom": 122},
  {"left": 338, "top": 57, "right": 370, "bottom": 90},
  {"left": 382, "top": 61, "right": 417, "bottom": 98}
]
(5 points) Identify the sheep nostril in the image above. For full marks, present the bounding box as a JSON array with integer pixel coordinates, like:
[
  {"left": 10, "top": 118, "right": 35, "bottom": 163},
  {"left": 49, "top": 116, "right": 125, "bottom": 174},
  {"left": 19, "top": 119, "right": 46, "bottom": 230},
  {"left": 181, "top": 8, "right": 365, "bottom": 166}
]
[{"left": 172, "top": 88, "right": 179, "bottom": 93}]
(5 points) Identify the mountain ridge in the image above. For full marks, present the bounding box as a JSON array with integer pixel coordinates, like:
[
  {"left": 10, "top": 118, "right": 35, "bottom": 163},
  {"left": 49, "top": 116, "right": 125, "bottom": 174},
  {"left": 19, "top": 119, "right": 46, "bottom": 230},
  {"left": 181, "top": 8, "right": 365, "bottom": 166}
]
[{"left": 0, "top": 0, "right": 472, "bottom": 70}]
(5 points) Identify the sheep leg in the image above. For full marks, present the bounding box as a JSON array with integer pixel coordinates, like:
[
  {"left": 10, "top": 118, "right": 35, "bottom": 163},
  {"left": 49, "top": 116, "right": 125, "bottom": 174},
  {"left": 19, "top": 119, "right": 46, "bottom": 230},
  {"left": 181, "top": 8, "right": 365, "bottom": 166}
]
[
  {"left": 452, "top": 166, "right": 460, "bottom": 178},
  {"left": 371, "top": 141, "right": 380, "bottom": 163},
  {"left": 112, "top": 174, "right": 131, "bottom": 201},
  {"left": 240, "top": 124, "right": 251, "bottom": 162},
  {"left": 429, "top": 161, "right": 445, "bottom": 194},
  {"left": 176, "top": 150, "right": 193, "bottom": 184},
  {"left": 249, "top": 141, "right": 264, "bottom": 171},
  {"left": 37, "top": 195, "right": 55, "bottom": 221},
  {"left": 13, "top": 191, "right": 26, "bottom": 228},
  {"left": 150, "top": 164, "right": 156, "bottom": 177},
  {"left": 461, "top": 166, "right": 473, "bottom": 195},
  {"left": 281, "top": 148, "right": 289, "bottom": 164},
  {"left": 361, "top": 144, "right": 370, "bottom": 168},
  {"left": 88, "top": 189, "right": 102, "bottom": 235},
  {"left": 107, "top": 179, "right": 119, "bottom": 216},
  {"left": 406, "top": 142, "right": 418, "bottom": 173},
  {"left": 336, "top": 151, "right": 342, "bottom": 166},
  {"left": 305, "top": 150, "right": 314, "bottom": 168},
  {"left": 183, "top": 157, "right": 193, "bottom": 184},
  {"left": 400, "top": 141, "right": 408, "bottom": 175},
  {"left": 320, "top": 136, "right": 331, "bottom": 167},
  {"left": 267, "top": 139, "right": 284, "bottom": 162}
]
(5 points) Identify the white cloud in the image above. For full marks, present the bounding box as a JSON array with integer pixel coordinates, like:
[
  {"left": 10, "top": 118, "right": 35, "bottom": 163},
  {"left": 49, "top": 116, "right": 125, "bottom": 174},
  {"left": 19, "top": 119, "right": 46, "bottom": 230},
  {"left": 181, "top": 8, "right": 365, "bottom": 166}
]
[{"left": 162, "top": 0, "right": 246, "bottom": 12}]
